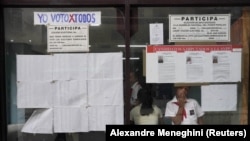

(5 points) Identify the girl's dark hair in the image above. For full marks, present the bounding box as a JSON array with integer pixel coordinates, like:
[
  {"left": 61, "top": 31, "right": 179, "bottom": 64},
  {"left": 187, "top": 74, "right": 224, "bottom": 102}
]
[{"left": 137, "top": 88, "right": 154, "bottom": 116}]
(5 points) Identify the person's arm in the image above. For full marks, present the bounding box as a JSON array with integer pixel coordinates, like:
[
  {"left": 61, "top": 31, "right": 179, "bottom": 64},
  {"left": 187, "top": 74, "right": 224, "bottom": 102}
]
[
  {"left": 158, "top": 108, "right": 164, "bottom": 124},
  {"left": 165, "top": 101, "right": 184, "bottom": 125},
  {"left": 130, "top": 120, "right": 135, "bottom": 125},
  {"left": 129, "top": 109, "right": 135, "bottom": 125},
  {"left": 157, "top": 117, "right": 162, "bottom": 125},
  {"left": 197, "top": 116, "right": 204, "bottom": 125},
  {"left": 171, "top": 94, "right": 186, "bottom": 125},
  {"left": 171, "top": 106, "right": 184, "bottom": 125}
]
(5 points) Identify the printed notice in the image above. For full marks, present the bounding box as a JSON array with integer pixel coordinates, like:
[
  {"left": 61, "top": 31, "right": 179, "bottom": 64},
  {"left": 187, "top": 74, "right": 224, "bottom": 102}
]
[
  {"left": 169, "top": 14, "right": 230, "bottom": 42},
  {"left": 146, "top": 45, "right": 242, "bottom": 83},
  {"left": 185, "top": 51, "right": 205, "bottom": 82},
  {"left": 47, "top": 25, "right": 89, "bottom": 52},
  {"left": 157, "top": 52, "right": 177, "bottom": 83},
  {"left": 150, "top": 23, "right": 164, "bottom": 45},
  {"left": 211, "top": 51, "right": 231, "bottom": 81}
]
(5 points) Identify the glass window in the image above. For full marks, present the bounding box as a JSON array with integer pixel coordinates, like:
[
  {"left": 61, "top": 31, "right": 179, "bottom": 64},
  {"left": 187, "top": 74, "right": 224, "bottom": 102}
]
[
  {"left": 4, "top": 7, "right": 125, "bottom": 141},
  {"left": 130, "top": 7, "right": 249, "bottom": 125},
  {"left": 3, "top": 5, "right": 249, "bottom": 141}
]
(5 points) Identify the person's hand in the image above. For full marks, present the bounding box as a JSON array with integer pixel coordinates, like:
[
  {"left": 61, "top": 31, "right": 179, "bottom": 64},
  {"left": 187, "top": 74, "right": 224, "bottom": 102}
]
[
  {"left": 177, "top": 94, "right": 186, "bottom": 107},
  {"left": 176, "top": 87, "right": 187, "bottom": 107}
]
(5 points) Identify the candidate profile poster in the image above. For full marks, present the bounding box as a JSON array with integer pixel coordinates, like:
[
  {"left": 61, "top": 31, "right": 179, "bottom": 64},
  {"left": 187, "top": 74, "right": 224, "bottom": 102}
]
[
  {"left": 146, "top": 45, "right": 241, "bottom": 83},
  {"left": 47, "top": 24, "right": 89, "bottom": 52}
]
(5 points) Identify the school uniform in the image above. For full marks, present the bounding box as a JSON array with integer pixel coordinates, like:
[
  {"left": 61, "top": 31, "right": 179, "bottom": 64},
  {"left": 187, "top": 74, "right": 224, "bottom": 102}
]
[{"left": 165, "top": 96, "right": 204, "bottom": 125}]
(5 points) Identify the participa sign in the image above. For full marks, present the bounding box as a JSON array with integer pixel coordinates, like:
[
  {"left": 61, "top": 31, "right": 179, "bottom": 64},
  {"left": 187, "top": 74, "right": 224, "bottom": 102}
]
[
  {"left": 47, "top": 25, "right": 89, "bottom": 52},
  {"left": 169, "top": 14, "right": 231, "bottom": 42}
]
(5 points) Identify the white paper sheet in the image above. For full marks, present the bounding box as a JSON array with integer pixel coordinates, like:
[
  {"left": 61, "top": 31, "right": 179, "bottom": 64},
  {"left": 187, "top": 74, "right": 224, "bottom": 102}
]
[
  {"left": 169, "top": 14, "right": 230, "bottom": 42},
  {"left": 230, "top": 51, "right": 242, "bottom": 82},
  {"left": 185, "top": 51, "right": 205, "bottom": 82},
  {"left": 17, "top": 81, "right": 54, "bottom": 108},
  {"left": 17, "top": 53, "right": 124, "bottom": 133},
  {"left": 47, "top": 25, "right": 89, "bottom": 53},
  {"left": 150, "top": 23, "right": 164, "bottom": 45},
  {"left": 88, "top": 53, "right": 123, "bottom": 79},
  {"left": 21, "top": 109, "right": 53, "bottom": 134},
  {"left": 88, "top": 106, "right": 124, "bottom": 131},
  {"left": 88, "top": 79, "right": 123, "bottom": 106},
  {"left": 146, "top": 45, "right": 242, "bottom": 83},
  {"left": 146, "top": 52, "right": 159, "bottom": 83},
  {"left": 17, "top": 55, "right": 53, "bottom": 81},
  {"left": 211, "top": 51, "right": 231, "bottom": 81},
  {"left": 201, "top": 84, "right": 237, "bottom": 111},
  {"left": 53, "top": 107, "right": 89, "bottom": 133},
  {"left": 157, "top": 51, "right": 177, "bottom": 83},
  {"left": 52, "top": 54, "right": 88, "bottom": 80},
  {"left": 53, "top": 80, "right": 87, "bottom": 107}
]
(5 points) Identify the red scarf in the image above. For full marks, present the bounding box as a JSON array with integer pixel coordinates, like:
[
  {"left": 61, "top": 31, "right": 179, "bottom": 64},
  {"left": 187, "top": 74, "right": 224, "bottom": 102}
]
[{"left": 173, "top": 102, "right": 187, "bottom": 120}]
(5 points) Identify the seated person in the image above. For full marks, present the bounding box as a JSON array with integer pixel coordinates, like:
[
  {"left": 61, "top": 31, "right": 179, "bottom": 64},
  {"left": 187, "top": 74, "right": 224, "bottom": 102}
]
[{"left": 130, "top": 88, "right": 163, "bottom": 125}]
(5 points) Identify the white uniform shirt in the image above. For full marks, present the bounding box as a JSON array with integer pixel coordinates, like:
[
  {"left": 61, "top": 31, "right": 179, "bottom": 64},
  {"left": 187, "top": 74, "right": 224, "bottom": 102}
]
[
  {"left": 165, "top": 96, "right": 204, "bottom": 125},
  {"left": 130, "top": 104, "right": 163, "bottom": 125},
  {"left": 130, "top": 81, "right": 142, "bottom": 106}
]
